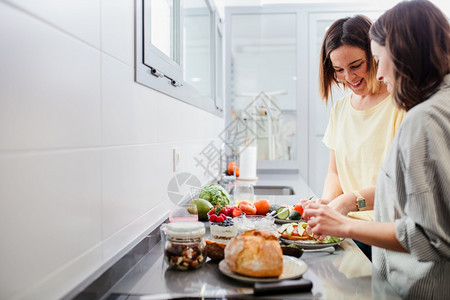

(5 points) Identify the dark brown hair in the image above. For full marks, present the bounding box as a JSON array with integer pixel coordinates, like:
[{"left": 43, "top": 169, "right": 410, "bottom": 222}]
[
  {"left": 319, "top": 15, "right": 381, "bottom": 105},
  {"left": 370, "top": 0, "right": 450, "bottom": 111}
]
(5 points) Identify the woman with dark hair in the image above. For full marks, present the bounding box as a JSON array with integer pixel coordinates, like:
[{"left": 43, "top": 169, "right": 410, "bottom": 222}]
[
  {"left": 313, "top": 15, "right": 405, "bottom": 259},
  {"left": 304, "top": 1, "right": 450, "bottom": 298}
]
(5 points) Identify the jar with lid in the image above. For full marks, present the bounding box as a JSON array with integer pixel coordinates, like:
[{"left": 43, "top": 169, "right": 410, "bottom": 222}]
[{"left": 161, "top": 222, "right": 206, "bottom": 271}]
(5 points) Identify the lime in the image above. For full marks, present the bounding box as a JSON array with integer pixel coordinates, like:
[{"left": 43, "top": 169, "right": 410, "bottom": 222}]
[
  {"left": 268, "top": 204, "right": 282, "bottom": 214},
  {"left": 190, "top": 198, "right": 213, "bottom": 221},
  {"left": 289, "top": 210, "right": 301, "bottom": 220},
  {"left": 276, "top": 206, "right": 290, "bottom": 220}
]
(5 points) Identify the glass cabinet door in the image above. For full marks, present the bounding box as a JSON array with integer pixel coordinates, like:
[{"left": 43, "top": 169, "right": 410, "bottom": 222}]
[
  {"left": 183, "top": 0, "right": 213, "bottom": 98},
  {"left": 137, "top": 0, "right": 221, "bottom": 116},
  {"left": 149, "top": 0, "right": 175, "bottom": 60},
  {"left": 229, "top": 13, "right": 297, "bottom": 162}
]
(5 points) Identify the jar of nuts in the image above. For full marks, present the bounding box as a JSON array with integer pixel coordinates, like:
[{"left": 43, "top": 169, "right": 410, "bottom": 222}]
[{"left": 162, "top": 222, "right": 206, "bottom": 271}]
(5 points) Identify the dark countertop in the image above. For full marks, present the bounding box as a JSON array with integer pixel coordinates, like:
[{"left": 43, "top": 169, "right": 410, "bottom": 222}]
[{"left": 106, "top": 174, "right": 402, "bottom": 299}]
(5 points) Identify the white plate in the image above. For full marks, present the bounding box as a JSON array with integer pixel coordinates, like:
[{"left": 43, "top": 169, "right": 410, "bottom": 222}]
[
  {"left": 218, "top": 255, "right": 307, "bottom": 283},
  {"left": 280, "top": 237, "right": 344, "bottom": 249}
]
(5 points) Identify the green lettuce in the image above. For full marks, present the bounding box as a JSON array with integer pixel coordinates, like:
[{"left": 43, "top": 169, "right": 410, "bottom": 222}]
[
  {"left": 323, "top": 236, "right": 342, "bottom": 243},
  {"left": 199, "top": 184, "right": 230, "bottom": 207}
]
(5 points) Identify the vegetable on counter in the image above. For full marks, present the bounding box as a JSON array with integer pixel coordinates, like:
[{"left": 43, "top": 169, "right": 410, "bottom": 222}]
[
  {"left": 227, "top": 161, "right": 240, "bottom": 177},
  {"left": 253, "top": 198, "right": 270, "bottom": 215},
  {"left": 238, "top": 200, "right": 257, "bottom": 215},
  {"left": 322, "top": 236, "right": 342, "bottom": 243},
  {"left": 190, "top": 198, "right": 214, "bottom": 221},
  {"left": 199, "top": 183, "right": 231, "bottom": 207},
  {"left": 293, "top": 202, "right": 304, "bottom": 216}
]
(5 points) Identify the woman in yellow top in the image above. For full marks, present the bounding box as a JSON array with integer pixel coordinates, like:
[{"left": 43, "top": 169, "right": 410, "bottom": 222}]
[{"left": 317, "top": 15, "right": 405, "bottom": 258}]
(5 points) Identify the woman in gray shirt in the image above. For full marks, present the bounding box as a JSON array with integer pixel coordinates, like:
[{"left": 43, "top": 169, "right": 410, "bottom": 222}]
[{"left": 303, "top": 1, "right": 450, "bottom": 299}]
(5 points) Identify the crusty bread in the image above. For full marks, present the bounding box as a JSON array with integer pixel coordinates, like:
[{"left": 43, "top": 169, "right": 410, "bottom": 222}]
[{"left": 224, "top": 230, "right": 283, "bottom": 277}]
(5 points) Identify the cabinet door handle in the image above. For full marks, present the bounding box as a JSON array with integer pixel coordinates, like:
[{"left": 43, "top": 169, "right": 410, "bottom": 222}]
[
  {"left": 171, "top": 80, "right": 182, "bottom": 87},
  {"left": 150, "top": 67, "right": 164, "bottom": 78}
]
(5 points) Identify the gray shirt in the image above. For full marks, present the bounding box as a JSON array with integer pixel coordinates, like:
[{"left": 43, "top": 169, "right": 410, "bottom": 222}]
[{"left": 373, "top": 74, "right": 450, "bottom": 299}]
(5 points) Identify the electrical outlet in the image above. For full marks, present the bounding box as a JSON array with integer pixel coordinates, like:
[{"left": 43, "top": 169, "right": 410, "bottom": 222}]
[{"left": 172, "top": 148, "right": 180, "bottom": 172}]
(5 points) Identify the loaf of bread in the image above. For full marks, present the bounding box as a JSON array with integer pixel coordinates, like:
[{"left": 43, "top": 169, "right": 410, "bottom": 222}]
[{"left": 224, "top": 230, "right": 283, "bottom": 277}]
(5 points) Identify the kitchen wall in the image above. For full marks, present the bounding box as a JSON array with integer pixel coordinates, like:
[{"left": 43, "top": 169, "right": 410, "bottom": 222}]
[{"left": 0, "top": 1, "right": 223, "bottom": 299}]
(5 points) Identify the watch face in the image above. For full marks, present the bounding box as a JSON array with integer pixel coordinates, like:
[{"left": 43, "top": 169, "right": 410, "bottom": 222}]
[{"left": 357, "top": 199, "right": 366, "bottom": 209}]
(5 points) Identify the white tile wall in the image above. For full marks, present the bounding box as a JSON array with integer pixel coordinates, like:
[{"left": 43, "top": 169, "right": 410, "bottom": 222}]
[
  {"left": 101, "top": 55, "right": 159, "bottom": 146},
  {"left": 0, "top": 0, "right": 223, "bottom": 299},
  {"left": 0, "top": 2, "right": 102, "bottom": 151},
  {"left": 102, "top": 145, "right": 164, "bottom": 238},
  {"left": 156, "top": 95, "right": 223, "bottom": 143},
  {"left": 101, "top": 0, "right": 135, "bottom": 66},
  {"left": 5, "top": 0, "right": 101, "bottom": 48},
  {"left": 0, "top": 150, "right": 103, "bottom": 299}
]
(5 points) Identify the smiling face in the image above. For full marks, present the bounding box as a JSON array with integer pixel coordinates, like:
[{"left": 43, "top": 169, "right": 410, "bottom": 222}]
[
  {"left": 329, "top": 45, "right": 369, "bottom": 96},
  {"left": 370, "top": 41, "right": 395, "bottom": 93}
]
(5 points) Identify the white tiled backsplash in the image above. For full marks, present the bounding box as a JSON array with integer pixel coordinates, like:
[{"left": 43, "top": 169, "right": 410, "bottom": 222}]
[{"left": 0, "top": 1, "right": 222, "bottom": 299}]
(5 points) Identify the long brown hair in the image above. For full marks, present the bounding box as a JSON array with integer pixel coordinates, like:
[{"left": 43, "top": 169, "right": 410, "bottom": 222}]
[
  {"left": 319, "top": 15, "right": 381, "bottom": 105},
  {"left": 369, "top": 0, "right": 450, "bottom": 111}
]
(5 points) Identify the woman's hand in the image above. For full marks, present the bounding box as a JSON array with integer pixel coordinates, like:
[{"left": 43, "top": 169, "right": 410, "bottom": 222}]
[
  {"left": 303, "top": 201, "right": 351, "bottom": 240},
  {"left": 298, "top": 197, "right": 328, "bottom": 209}
]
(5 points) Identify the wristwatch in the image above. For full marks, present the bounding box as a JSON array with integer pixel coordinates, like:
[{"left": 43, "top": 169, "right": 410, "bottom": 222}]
[{"left": 353, "top": 190, "right": 366, "bottom": 211}]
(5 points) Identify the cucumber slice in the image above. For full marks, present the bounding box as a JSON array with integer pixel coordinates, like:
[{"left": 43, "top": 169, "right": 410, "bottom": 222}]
[
  {"left": 297, "top": 224, "right": 305, "bottom": 236},
  {"left": 285, "top": 224, "right": 294, "bottom": 236},
  {"left": 278, "top": 223, "right": 291, "bottom": 234},
  {"left": 276, "top": 207, "right": 290, "bottom": 220}
]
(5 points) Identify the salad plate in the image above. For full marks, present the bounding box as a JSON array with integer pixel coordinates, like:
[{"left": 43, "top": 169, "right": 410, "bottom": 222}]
[
  {"left": 280, "top": 237, "right": 344, "bottom": 249},
  {"left": 218, "top": 255, "right": 307, "bottom": 283},
  {"left": 274, "top": 218, "right": 303, "bottom": 224}
]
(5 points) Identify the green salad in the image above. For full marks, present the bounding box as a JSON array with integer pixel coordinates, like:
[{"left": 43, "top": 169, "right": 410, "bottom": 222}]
[{"left": 322, "top": 236, "right": 342, "bottom": 243}]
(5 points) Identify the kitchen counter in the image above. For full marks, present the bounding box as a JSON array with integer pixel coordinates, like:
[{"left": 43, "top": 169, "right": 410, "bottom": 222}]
[{"left": 105, "top": 174, "right": 402, "bottom": 299}]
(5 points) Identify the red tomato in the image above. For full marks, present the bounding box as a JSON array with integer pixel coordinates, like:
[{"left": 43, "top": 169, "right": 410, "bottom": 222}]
[
  {"left": 227, "top": 161, "right": 240, "bottom": 177},
  {"left": 293, "top": 203, "right": 304, "bottom": 216},
  {"left": 227, "top": 161, "right": 236, "bottom": 175},
  {"left": 231, "top": 207, "right": 242, "bottom": 217},
  {"left": 238, "top": 201, "right": 257, "bottom": 215}
]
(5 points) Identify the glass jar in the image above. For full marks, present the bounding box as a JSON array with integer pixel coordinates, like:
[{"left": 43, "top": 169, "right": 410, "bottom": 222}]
[
  {"left": 161, "top": 222, "right": 206, "bottom": 271},
  {"left": 234, "top": 214, "right": 277, "bottom": 235},
  {"left": 233, "top": 184, "right": 254, "bottom": 205}
]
